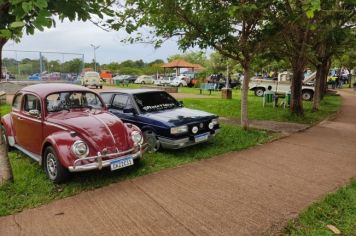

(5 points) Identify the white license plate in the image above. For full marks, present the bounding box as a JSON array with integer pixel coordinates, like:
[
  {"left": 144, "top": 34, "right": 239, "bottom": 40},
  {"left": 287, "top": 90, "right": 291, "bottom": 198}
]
[
  {"left": 110, "top": 156, "right": 134, "bottom": 171},
  {"left": 194, "top": 133, "right": 209, "bottom": 143}
]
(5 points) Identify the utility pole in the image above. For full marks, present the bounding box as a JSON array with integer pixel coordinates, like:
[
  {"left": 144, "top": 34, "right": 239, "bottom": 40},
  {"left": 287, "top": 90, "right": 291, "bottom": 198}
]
[{"left": 90, "top": 44, "right": 100, "bottom": 72}]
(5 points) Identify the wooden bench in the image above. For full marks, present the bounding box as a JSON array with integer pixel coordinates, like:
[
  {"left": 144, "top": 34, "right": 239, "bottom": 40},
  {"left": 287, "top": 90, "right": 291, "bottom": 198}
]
[{"left": 199, "top": 83, "right": 216, "bottom": 95}]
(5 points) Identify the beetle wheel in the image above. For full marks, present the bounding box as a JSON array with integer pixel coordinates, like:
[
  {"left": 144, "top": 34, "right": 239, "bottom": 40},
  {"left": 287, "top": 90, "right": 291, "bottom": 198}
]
[
  {"left": 44, "top": 146, "right": 69, "bottom": 183},
  {"left": 143, "top": 130, "right": 160, "bottom": 153}
]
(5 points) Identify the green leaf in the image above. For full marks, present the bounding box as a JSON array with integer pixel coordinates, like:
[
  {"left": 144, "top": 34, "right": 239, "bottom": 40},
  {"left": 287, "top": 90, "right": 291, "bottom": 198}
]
[
  {"left": 0, "top": 30, "right": 12, "bottom": 38},
  {"left": 10, "top": 21, "right": 25, "bottom": 28},
  {"left": 22, "top": 2, "right": 32, "bottom": 13},
  {"left": 35, "top": 0, "right": 48, "bottom": 8}
]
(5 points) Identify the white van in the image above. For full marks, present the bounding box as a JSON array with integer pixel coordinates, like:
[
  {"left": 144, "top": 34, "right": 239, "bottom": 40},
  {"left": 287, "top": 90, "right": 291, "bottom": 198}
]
[{"left": 81, "top": 71, "right": 103, "bottom": 89}]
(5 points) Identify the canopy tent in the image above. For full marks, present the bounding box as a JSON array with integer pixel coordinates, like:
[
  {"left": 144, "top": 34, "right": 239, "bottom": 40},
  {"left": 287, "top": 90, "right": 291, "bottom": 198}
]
[{"left": 161, "top": 59, "right": 203, "bottom": 77}]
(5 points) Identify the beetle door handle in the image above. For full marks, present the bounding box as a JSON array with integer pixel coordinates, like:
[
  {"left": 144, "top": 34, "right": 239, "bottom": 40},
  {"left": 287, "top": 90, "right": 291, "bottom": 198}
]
[{"left": 17, "top": 116, "right": 23, "bottom": 120}]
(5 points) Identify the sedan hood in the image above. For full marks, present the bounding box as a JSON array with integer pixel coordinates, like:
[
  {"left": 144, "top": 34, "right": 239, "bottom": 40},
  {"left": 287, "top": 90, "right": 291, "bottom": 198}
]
[
  {"left": 47, "top": 110, "right": 131, "bottom": 152},
  {"left": 142, "top": 107, "right": 217, "bottom": 126}
]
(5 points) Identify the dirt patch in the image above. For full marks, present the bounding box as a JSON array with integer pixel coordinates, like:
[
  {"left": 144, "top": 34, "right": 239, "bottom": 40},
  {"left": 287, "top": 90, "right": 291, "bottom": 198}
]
[{"left": 220, "top": 117, "right": 309, "bottom": 134}]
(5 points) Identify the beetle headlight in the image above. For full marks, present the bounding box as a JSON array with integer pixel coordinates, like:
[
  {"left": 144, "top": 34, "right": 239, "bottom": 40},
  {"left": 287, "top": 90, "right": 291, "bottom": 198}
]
[
  {"left": 208, "top": 122, "right": 214, "bottom": 129},
  {"left": 171, "top": 125, "right": 188, "bottom": 134},
  {"left": 131, "top": 131, "right": 143, "bottom": 145},
  {"left": 71, "top": 140, "right": 89, "bottom": 158}
]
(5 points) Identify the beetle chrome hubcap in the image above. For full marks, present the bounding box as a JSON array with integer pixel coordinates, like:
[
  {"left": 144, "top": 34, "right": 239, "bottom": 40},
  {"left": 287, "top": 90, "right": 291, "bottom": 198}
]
[
  {"left": 303, "top": 93, "right": 310, "bottom": 100},
  {"left": 46, "top": 153, "right": 57, "bottom": 179},
  {"left": 256, "top": 90, "right": 264, "bottom": 96}
]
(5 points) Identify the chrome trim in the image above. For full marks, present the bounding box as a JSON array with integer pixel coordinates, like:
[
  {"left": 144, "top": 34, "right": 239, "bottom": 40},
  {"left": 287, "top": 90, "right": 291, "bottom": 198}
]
[
  {"left": 13, "top": 144, "right": 41, "bottom": 163},
  {"left": 16, "top": 114, "right": 42, "bottom": 123},
  {"left": 68, "top": 147, "right": 142, "bottom": 172}
]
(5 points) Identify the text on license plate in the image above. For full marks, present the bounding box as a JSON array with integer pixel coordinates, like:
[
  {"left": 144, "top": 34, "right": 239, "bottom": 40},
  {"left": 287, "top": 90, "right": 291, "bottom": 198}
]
[
  {"left": 194, "top": 133, "right": 209, "bottom": 143},
  {"left": 110, "top": 157, "right": 134, "bottom": 171}
]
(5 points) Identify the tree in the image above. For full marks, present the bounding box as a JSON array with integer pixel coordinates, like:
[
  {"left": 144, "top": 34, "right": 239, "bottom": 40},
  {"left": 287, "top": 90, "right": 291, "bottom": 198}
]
[
  {"left": 309, "top": 0, "right": 356, "bottom": 111},
  {"left": 0, "top": 0, "right": 114, "bottom": 79},
  {"left": 267, "top": 0, "right": 321, "bottom": 116},
  {"left": 113, "top": 0, "right": 275, "bottom": 129}
]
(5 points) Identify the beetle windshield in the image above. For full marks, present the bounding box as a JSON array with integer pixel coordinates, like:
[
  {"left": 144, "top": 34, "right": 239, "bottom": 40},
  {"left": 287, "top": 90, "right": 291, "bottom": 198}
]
[
  {"left": 133, "top": 91, "right": 181, "bottom": 112},
  {"left": 46, "top": 92, "right": 104, "bottom": 112}
]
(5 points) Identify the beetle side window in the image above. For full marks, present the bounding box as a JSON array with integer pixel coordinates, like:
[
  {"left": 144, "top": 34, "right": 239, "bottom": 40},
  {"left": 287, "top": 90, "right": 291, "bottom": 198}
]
[
  {"left": 23, "top": 95, "right": 41, "bottom": 113},
  {"left": 112, "top": 94, "right": 131, "bottom": 110},
  {"left": 12, "top": 93, "right": 22, "bottom": 110}
]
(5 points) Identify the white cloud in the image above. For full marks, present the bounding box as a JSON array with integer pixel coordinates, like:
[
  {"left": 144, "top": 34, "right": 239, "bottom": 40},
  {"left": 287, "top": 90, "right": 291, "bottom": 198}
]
[{"left": 3, "top": 19, "right": 205, "bottom": 64}]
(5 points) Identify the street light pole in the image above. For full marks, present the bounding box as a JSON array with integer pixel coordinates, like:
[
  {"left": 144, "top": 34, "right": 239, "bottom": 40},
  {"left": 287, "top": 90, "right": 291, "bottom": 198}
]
[{"left": 90, "top": 44, "right": 100, "bottom": 72}]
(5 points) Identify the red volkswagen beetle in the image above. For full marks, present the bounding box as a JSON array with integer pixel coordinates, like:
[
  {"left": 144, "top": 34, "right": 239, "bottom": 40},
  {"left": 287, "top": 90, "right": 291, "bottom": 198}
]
[{"left": 1, "top": 84, "right": 144, "bottom": 183}]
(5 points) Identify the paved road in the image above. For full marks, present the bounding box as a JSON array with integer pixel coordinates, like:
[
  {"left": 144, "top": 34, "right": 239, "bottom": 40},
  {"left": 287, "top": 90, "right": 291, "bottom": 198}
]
[{"left": 1, "top": 91, "right": 355, "bottom": 236}]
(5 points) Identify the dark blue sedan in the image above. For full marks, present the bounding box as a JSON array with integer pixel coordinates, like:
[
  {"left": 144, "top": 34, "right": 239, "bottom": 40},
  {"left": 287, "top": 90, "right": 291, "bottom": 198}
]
[{"left": 100, "top": 89, "right": 220, "bottom": 152}]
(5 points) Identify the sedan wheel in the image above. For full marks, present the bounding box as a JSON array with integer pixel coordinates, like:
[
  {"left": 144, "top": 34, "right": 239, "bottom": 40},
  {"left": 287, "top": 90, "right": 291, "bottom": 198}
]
[
  {"left": 44, "top": 146, "right": 69, "bottom": 183},
  {"left": 143, "top": 130, "right": 160, "bottom": 152}
]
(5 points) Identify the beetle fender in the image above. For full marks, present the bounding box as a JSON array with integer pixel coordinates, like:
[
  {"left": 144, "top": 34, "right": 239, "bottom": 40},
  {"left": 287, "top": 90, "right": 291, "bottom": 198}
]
[{"left": 42, "top": 131, "right": 79, "bottom": 168}]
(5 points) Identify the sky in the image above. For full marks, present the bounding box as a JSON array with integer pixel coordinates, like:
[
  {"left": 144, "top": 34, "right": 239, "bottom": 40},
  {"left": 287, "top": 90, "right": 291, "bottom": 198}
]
[{"left": 3, "top": 19, "right": 206, "bottom": 64}]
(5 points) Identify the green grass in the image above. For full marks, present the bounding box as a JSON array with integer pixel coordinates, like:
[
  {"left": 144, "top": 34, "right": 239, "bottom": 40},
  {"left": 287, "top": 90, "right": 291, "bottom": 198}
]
[
  {"left": 284, "top": 179, "right": 356, "bottom": 236},
  {"left": 182, "top": 92, "right": 341, "bottom": 124},
  {"left": 0, "top": 124, "right": 272, "bottom": 216}
]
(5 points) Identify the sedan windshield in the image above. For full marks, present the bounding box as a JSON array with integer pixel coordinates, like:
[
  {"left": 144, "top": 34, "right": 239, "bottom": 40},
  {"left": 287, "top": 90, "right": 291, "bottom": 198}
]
[
  {"left": 133, "top": 91, "right": 180, "bottom": 112},
  {"left": 46, "top": 92, "right": 104, "bottom": 112}
]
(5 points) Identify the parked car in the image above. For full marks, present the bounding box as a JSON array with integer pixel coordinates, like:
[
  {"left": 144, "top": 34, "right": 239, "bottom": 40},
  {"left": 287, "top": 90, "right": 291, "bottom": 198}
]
[
  {"left": 41, "top": 72, "right": 61, "bottom": 80},
  {"left": 28, "top": 73, "right": 41, "bottom": 80},
  {"left": 1, "top": 84, "right": 145, "bottom": 183},
  {"left": 81, "top": 71, "right": 103, "bottom": 88},
  {"left": 134, "top": 75, "right": 155, "bottom": 84},
  {"left": 100, "top": 89, "right": 220, "bottom": 152},
  {"left": 154, "top": 76, "right": 174, "bottom": 86},
  {"left": 169, "top": 76, "right": 188, "bottom": 87}
]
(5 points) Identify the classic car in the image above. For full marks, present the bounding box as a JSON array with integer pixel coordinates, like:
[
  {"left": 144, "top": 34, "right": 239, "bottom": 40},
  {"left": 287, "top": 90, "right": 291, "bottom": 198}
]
[
  {"left": 100, "top": 89, "right": 220, "bottom": 152},
  {"left": 1, "top": 84, "right": 144, "bottom": 183},
  {"left": 169, "top": 76, "right": 188, "bottom": 87},
  {"left": 81, "top": 71, "right": 103, "bottom": 88},
  {"left": 134, "top": 75, "right": 155, "bottom": 84}
]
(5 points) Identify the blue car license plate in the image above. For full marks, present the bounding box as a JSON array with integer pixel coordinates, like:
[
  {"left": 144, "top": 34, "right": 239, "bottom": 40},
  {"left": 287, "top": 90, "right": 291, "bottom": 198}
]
[
  {"left": 110, "top": 156, "right": 134, "bottom": 171},
  {"left": 194, "top": 133, "right": 209, "bottom": 143}
]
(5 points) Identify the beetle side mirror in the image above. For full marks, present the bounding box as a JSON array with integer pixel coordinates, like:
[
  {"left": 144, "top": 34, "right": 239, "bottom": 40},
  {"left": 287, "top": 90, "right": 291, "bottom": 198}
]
[
  {"left": 29, "top": 109, "right": 40, "bottom": 117},
  {"left": 123, "top": 108, "right": 137, "bottom": 115}
]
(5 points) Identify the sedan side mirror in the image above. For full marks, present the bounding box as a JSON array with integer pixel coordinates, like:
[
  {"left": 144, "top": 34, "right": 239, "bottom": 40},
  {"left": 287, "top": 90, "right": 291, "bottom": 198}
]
[
  {"left": 179, "top": 101, "right": 184, "bottom": 106},
  {"left": 123, "top": 108, "right": 137, "bottom": 115},
  {"left": 29, "top": 109, "right": 40, "bottom": 117}
]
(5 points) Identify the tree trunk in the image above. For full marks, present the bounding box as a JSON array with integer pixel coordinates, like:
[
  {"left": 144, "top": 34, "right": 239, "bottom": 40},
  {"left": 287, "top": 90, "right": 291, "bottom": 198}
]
[
  {"left": 290, "top": 62, "right": 304, "bottom": 116},
  {"left": 0, "top": 37, "right": 8, "bottom": 80},
  {"left": 312, "top": 64, "right": 322, "bottom": 112},
  {"left": 320, "top": 58, "right": 331, "bottom": 98},
  {"left": 241, "top": 65, "right": 250, "bottom": 130}
]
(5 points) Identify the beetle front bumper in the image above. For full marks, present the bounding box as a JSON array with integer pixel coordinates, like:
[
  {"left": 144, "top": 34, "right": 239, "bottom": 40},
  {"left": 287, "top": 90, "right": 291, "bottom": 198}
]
[{"left": 68, "top": 145, "right": 144, "bottom": 172}]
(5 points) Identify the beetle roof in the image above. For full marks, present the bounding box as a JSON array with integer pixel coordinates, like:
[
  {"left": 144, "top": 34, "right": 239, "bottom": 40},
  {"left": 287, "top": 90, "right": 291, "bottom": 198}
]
[
  {"left": 20, "top": 83, "right": 93, "bottom": 97},
  {"left": 100, "top": 88, "right": 163, "bottom": 95}
]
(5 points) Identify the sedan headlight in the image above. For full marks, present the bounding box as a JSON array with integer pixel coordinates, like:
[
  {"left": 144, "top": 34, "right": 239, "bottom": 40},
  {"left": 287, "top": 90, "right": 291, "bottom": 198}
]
[
  {"left": 131, "top": 131, "right": 143, "bottom": 145},
  {"left": 171, "top": 125, "right": 188, "bottom": 134},
  {"left": 212, "top": 118, "right": 219, "bottom": 125},
  {"left": 71, "top": 140, "right": 89, "bottom": 158}
]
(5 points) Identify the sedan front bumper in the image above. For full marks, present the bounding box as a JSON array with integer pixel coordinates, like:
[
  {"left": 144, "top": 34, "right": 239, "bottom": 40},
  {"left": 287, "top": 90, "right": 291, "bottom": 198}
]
[
  {"left": 158, "top": 129, "right": 220, "bottom": 149},
  {"left": 68, "top": 145, "right": 144, "bottom": 172}
]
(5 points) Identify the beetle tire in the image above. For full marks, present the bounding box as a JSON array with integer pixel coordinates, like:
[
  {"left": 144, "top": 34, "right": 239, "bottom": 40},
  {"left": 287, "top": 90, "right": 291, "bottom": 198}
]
[
  {"left": 302, "top": 90, "right": 313, "bottom": 101},
  {"left": 1, "top": 125, "right": 11, "bottom": 150},
  {"left": 143, "top": 130, "right": 160, "bottom": 153},
  {"left": 44, "top": 146, "right": 70, "bottom": 183}
]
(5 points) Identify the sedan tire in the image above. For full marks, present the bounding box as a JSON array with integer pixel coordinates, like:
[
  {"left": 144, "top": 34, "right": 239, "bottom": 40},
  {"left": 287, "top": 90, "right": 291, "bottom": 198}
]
[
  {"left": 44, "top": 146, "right": 69, "bottom": 183},
  {"left": 254, "top": 88, "right": 265, "bottom": 97},
  {"left": 143, "top": 130, "right": 160, "bottom": 153}
]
